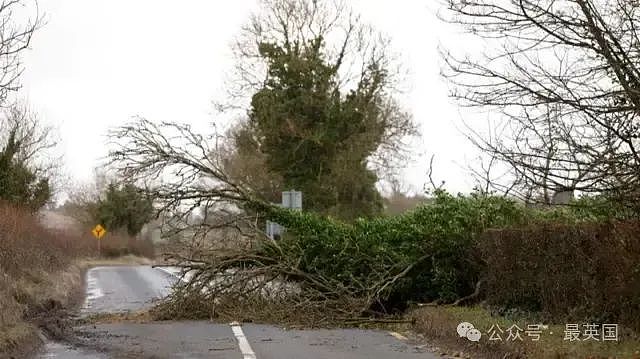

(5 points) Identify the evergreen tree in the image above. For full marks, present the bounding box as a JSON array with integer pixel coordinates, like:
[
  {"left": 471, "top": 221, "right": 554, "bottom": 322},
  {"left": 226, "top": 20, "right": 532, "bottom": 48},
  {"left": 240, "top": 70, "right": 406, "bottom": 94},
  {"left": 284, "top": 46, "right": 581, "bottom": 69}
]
[
  {"left": 246, "top": 38, "right": 390, "bottom": 219},
  {"left": 0, "top": 129, "right": 51, "bottom": 211},
  {"left": 95, "top": 183, "right": 154, "bottom": 236}
]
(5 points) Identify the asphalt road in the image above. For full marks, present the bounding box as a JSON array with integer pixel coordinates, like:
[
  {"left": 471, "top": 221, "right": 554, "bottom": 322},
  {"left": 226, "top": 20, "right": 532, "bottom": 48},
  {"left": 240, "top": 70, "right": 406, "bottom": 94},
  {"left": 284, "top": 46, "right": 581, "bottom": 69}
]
[
  {"left": 82, "top": 265, "right": 176, "bottom": 314},
  {"left": 39, "top": 265, "right": 437, "bottom": 359}
]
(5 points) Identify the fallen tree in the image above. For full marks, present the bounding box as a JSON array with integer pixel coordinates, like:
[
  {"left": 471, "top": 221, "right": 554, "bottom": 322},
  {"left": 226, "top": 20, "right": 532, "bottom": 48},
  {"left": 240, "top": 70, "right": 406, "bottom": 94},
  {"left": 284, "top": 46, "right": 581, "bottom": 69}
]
[
  {"left": 110, "top": 118, "right": 637, "bottom": 325},
  {"left": 115, "top": 123, "right": 495, "bottom": 323}
]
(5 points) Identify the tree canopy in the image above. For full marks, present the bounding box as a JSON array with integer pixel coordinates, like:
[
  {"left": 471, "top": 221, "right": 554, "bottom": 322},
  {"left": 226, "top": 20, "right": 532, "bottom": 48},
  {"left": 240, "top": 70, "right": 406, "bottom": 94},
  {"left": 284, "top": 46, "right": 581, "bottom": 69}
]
[
  {"left": 245, "top": 37, "right": 391, "bottom": 218},
  {"left": 225, "top": 0, "right": 416, "bottom": 220},
  {"left": 442, "top": 0, "right": 640, "bottom": 207},
  {"left": 94, "top": 183, "right": 154, "bottom": 236}
]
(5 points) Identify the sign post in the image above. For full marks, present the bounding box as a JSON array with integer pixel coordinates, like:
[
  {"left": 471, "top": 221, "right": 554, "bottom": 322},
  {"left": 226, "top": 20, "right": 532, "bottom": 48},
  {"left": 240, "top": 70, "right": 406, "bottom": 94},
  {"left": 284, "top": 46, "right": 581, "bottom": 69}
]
[
  {"left": 91, "top": 224, "right": 107, "bottom": 257},
  {"left": 266, "top": 190, "right": 302, "bottom": 240}
]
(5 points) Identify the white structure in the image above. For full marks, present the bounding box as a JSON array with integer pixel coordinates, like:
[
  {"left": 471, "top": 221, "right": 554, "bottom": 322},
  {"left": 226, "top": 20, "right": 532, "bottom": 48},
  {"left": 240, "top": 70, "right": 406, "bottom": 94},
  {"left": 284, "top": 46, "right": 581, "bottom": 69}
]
[
  {"left": 266, "top": 190, "right": 302, "bottom": 239},
  {"left": 551, "top": 190, "right": 574, "bottom": 205}
]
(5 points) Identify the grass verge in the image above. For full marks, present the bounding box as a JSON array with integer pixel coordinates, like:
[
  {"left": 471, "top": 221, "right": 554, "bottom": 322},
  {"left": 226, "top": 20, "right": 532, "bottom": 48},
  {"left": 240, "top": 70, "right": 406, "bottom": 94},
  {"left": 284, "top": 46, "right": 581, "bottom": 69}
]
[{"left": 406, "top": 305, "right": 640, "bottom": 358}]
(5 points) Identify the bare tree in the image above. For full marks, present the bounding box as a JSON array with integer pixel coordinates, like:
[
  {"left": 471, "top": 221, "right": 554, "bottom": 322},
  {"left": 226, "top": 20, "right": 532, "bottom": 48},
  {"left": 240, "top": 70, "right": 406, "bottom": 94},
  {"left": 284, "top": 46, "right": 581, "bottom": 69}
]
[
  {"left": 107, "top": 118, "right": 264, "bottom": 241},
  {"left": 0, "top": 1, "right": 47, "bottom": 173},
  {"left": 224, "top": 0, "right": 395, "bottom": 103},
  {"left": 0, "top": 103, "right": 60, "bottom": 177},
  {"left": 61, "top": 169, "right": 110, "bottom": 225},
  {"left": 0, "top": 0, "right": 40, "bottom": 107},
  {"left": 107, "top": 119, "right": 422, "bottom": 321},
  {"left": 441, "top": 0, "right": 640, "bottom": 205}
]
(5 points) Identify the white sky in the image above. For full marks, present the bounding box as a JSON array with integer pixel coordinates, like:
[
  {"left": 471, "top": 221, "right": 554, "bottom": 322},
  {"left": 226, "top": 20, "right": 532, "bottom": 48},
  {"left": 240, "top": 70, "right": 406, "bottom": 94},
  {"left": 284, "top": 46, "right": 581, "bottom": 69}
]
[{"left": 20, "top": 0, "right": 480, "bottom": 196}]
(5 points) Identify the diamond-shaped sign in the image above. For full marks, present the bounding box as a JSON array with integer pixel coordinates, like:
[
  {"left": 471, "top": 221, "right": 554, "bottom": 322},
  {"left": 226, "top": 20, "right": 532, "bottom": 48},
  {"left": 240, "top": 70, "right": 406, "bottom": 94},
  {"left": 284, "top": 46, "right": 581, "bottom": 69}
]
[{"left": 91, "top": 224, "right": 106, "bottom": 239}]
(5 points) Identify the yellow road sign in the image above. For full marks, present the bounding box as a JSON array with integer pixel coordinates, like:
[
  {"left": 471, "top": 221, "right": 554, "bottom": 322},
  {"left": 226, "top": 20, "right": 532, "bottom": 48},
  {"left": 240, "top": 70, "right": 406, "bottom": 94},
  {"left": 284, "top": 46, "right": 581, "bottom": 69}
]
[{"left": 91, "top": 224, "right": 106, "bottom": 239}]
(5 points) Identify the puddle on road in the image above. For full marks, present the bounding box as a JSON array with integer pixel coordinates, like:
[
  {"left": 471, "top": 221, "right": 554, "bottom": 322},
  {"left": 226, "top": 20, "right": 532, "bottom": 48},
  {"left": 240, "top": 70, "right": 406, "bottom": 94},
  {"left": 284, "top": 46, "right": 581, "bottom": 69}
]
[{"left": 39, "top": 341, "right": 107, "bottom": 359}]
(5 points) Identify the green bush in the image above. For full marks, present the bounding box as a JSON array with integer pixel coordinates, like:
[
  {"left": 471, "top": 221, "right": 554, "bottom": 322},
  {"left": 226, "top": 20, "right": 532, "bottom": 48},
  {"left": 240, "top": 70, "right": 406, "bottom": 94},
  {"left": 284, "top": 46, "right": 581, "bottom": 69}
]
[
  {"left": 258, "top": 190, "right": 634, "bottom": 306},
  {"left": 567, "top": 195, "right": 637, "bottom": 220},
  {"left": 94, "top": 183, "right": 154, "bottom": 236},
  {"left": 257, "top": 190, "right": 530, "bottom": 309},
  {"left": 0, "top": 131, "right": 51, "bottom": 211},
  {"left": 169, "top": 190, "right": 635, "bottom": 320}
]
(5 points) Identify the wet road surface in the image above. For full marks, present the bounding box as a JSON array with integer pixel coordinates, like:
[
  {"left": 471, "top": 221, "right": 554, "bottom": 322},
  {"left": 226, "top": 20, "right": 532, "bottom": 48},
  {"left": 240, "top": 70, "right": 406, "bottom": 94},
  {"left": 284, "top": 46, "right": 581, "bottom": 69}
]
[
  {"left": 82, "top": 265, "right": 176, "bottom": 314},
  {"left": 39, "top": 265, "right": 437, "bottom": 359}
]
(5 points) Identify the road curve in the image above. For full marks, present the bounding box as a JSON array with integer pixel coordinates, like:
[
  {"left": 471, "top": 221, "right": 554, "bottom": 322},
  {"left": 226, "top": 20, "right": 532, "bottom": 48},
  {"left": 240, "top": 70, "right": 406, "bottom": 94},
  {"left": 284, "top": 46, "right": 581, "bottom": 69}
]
[
  {"left": 82, "top": 265, "right": 177, "bottom": 314},
  {"left": 40, "top": 265, "right": 438, "bottom": 359}
]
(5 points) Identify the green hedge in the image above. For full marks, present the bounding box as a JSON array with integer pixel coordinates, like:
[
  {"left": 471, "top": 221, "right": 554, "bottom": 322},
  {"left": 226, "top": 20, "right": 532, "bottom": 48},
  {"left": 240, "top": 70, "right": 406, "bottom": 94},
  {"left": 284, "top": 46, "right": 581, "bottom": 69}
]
[
  {"left": 257, "top": 191, "right": 532, "bottom": 308},
  {"left": 481, "top": 221, "right": 640, "bottom": 331},
  {"left": 245, "top": 191, "right": 635, "bottom": 316}
]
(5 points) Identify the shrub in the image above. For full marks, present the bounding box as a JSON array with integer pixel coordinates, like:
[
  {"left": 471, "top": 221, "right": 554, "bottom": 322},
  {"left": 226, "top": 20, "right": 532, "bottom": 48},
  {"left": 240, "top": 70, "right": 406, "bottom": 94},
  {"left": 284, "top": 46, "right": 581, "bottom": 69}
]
[
  {"left": 0, "top": 203, "right": 94, "bottom": 278},
  {"left": 99, "top": 232, "right": 155, "bottom": 258},
  {"left": 257, "top": 191, "right": 634, "bottom": 306},
  {"left": 94, "top": 183, "right": 154, "bottom": 236},
  {"left": 481, "top": 220, "right": 640, "bottom": 331},
  {"left": 567, "top": 195, "right": 638, "bottom": 220},
  {"left": 0, "top": 202, "right": 94, "bottom": 350}
]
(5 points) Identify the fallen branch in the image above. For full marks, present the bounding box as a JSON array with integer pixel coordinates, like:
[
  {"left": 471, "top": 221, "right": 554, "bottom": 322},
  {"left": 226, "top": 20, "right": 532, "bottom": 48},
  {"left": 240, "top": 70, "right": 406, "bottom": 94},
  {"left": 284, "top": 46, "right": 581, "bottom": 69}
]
[
  {"left": 416, "top": 299, "right": 442, "bottom": 307},
  {"left": 449, "top": 279, "right": 484, "bottom": 306},
  {"left": 342, "top": 317, "right": 415, "bottom": 326}
]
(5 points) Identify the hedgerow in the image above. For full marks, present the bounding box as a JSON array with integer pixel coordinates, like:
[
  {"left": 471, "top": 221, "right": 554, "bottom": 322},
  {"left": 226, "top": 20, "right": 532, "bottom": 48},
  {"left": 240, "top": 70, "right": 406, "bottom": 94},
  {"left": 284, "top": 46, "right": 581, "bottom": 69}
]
[
  {"left": 157, "top": 190, "right": 633, "bottom": 322},
  {"left": 481, "top": 220, "right": 640, "bottom": 331},
  {"left": 260, "top": 190, "right": 529, "bottom": 304}
]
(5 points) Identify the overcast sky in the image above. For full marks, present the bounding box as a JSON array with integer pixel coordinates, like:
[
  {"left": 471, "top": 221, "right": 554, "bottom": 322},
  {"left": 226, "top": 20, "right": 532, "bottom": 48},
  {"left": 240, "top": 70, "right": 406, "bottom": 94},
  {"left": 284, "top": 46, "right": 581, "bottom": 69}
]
[{"left": 20, "top": 0, "right": 480, "bottom": 196}]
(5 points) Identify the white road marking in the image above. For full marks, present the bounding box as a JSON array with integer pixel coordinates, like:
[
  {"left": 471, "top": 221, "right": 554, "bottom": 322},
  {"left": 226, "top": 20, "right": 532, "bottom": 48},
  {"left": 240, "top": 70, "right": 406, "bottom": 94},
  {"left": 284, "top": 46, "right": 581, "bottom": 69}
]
[
  {"left": 83, "top": 267, "right": 104, "bottom": 309},
  {"left": 155, "top": 266, "right": 190, "bottom": 283},
  {"left": 160, "top": 267, "right": 259, "bottom": 358},
  {"left": 230, "top": 321, "right": 257, "bottom": 359}
]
